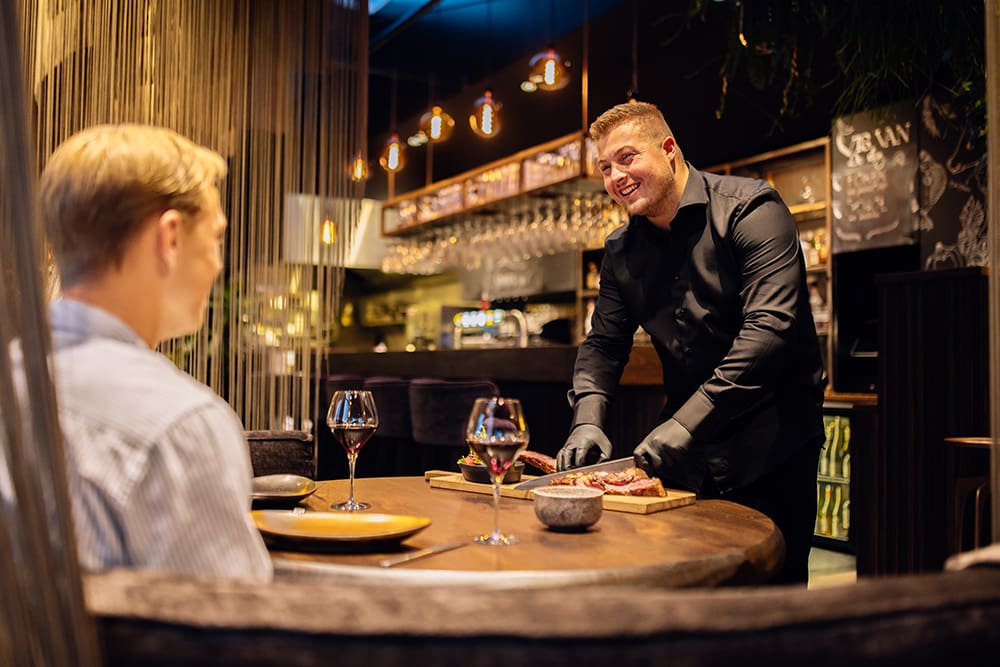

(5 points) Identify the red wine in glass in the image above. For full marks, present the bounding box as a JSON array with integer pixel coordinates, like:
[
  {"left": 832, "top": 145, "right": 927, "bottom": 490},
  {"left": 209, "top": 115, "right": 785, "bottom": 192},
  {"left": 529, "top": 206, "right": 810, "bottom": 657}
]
[{"left": 326, "top": 390, "right": 378, "bottom": 511}]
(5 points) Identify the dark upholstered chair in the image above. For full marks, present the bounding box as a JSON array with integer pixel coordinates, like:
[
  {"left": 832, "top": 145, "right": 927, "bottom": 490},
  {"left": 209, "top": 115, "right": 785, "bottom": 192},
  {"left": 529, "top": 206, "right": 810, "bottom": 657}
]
[
  {"left": 88, "top": 566, "right": 1000, "bottom": 666},
  {"left": 361, "top": 376, "right": 413, "bottom": 477},
  {"left": 244, "top": 430, "right": 314, "bottom": 479},
  {"left": 316, "top": 374, "right": 365, "bottom": 480},
  {"left": 408, "top": 377, "right": 500, "bottom": 472}
]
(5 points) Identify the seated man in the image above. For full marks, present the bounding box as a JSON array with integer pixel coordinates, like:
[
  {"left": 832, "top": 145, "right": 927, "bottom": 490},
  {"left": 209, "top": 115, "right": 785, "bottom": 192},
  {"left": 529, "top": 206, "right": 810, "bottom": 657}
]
[{"left": 35, "top": 124, "right": 272, "bottom": 582}]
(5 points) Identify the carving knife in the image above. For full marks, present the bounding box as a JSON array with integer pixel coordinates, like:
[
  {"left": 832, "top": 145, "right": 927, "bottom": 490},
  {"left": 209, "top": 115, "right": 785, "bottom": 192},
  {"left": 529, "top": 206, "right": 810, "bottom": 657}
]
[{"left": 513, "top": 456, "right": 634, "bottom": 490}]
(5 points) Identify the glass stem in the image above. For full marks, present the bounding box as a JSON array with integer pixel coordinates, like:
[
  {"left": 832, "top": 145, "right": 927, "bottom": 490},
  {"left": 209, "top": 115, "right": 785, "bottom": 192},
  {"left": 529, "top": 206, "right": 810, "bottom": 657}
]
[
  {"left": 347, "top": 453, "right": 358, "bottom": 502},
  {"left": 491, "top": 479, "right": 501, "bottom": 539}
]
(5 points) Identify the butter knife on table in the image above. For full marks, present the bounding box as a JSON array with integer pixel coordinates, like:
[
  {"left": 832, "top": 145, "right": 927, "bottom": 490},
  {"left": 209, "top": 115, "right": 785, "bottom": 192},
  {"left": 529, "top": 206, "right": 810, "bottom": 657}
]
[{"left": 378, "top": 541, "right": 468, "bottom": 568}]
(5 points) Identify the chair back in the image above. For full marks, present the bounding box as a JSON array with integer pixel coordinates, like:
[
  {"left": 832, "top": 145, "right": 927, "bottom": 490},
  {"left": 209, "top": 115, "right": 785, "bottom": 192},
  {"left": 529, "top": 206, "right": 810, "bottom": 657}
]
[{"left": 245, "top": 430, "right": 315, "bottom": 478}]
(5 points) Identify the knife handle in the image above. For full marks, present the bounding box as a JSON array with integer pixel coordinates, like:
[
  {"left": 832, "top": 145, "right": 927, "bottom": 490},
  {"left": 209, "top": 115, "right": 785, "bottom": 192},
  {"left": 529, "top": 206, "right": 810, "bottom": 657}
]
[{"left": 378, "top": 541, "right": 467, "bottom": 568}]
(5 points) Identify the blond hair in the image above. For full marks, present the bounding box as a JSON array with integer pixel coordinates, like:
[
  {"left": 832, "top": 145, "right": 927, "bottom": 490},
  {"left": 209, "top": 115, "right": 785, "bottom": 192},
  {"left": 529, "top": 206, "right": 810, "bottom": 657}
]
[
  {"left": 39, "top": 124, "right": 227, "bottom": 286},
  {"left": 589, "top": 101, "right": 676, "bottom": 146}
]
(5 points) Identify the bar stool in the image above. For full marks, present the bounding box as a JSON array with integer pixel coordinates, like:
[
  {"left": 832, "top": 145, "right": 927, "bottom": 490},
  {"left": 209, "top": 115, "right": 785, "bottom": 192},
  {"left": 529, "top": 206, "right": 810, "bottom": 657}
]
[
  {"left": 945, "top": 436, "right": 993, "bottom": 553},
  {"left": 244, "top": 430, "right": 315, "bottom": 479},
  {"left": 361, "top": 376, "right": 413, "bottom": 477},
  {"left": 408, "top": 377, "right": 500, "bottom": 473},
  {"left": 316, "top": 374, "right": 365, "bottom": 480}
]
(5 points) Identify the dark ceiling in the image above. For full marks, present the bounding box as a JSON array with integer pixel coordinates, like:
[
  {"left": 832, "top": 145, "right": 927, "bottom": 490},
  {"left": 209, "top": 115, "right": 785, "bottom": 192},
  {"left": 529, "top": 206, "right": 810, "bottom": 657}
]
[{"left": 365, "top": 0, "right": 841, "bottom": 200}]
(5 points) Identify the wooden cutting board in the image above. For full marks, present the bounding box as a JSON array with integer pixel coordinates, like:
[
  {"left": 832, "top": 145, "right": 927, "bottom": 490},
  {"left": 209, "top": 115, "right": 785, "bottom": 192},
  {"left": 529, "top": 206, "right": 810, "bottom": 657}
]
[{"left": 427, "top": 473, "right": 695, "bottom": 515}]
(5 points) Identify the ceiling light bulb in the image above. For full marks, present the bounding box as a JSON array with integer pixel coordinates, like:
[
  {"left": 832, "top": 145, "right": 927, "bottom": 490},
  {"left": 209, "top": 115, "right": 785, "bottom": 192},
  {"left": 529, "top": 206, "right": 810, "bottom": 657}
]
[
  {"left": 418, "top": 105, "right": 455, "bottom": 143},
  {"left": 321, "top": 219, "right": 336, "bottom": 245},
  {"left": 349, "top": 153, "right": 369, "bottom": 182},
  {"left": 470, "top": 90, "right": 501, "bottom": 139},
  {"left": 528, "top": 47, "right": 570, "bottom": 91},
  {"left": 379, "top": 132, "right": 405, "bottom": 173}
]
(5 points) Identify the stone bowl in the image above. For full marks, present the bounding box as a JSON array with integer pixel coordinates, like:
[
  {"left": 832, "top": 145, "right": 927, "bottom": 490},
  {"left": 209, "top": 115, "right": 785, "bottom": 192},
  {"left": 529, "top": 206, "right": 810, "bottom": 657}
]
[
  {"left": 458, "top": 460, "right": 524, "bottom": 485},
  {"left": 532, "top": 486, "right": 604, "bottom": 531}
]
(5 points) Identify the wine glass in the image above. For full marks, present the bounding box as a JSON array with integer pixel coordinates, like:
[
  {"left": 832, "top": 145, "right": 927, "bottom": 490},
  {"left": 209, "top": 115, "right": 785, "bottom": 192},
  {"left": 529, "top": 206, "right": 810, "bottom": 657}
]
[
  {"left": 465, "top": 397, "right": 529, "bottom": 546},
  {"left": 326, "top": 389, "right": 378, "bottom": 511}
]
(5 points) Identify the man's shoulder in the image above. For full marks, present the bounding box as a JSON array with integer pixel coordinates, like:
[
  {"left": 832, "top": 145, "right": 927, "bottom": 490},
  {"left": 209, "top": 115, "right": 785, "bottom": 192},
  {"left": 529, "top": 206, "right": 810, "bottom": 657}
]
[
  {"left": 53, "top": 337, "right": 236, "bottom": 437},
  {"left": 700, "top": 168, "right": 775, "bottom": 201}
]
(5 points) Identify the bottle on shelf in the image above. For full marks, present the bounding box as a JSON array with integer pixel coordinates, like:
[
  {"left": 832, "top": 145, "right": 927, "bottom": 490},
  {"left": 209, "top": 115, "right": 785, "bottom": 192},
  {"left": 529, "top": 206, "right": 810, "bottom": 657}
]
[
  {"left": 818, "top": 483, "right": 833, "bottom": 536},
  {"left": 842, "top": 496, "right": 851, "bottom": 536},
  {"left": 825, "top": 416, "right": 842, "bottom": 478},
  {"left": 585, "top": 262, "right": 600, "bottom": 290},
  {"left": 831, "top": 485, "right": 843, "bottom": 539},
  {"left": 840, "top": 420, "right": 852, "bottom": 479}
]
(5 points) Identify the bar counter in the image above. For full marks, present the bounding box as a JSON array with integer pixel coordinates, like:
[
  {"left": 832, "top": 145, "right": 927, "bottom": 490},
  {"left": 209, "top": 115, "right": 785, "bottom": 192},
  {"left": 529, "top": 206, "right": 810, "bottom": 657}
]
[
  {"left": 325, "top": 345, "right": 666, "bottom": 457},
  {"left": 326, "top": 344, "right": 664, "bottom": 385}
]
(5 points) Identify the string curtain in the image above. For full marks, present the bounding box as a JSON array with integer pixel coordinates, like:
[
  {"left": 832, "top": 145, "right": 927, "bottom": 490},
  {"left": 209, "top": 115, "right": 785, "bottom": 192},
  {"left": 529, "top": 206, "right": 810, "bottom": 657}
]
[{"left": 21, "top": 0, "right": 368, "bottom": 432}]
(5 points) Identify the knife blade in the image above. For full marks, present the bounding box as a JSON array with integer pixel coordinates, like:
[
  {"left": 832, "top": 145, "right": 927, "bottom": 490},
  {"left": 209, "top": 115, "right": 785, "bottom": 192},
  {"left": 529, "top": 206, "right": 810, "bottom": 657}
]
[
  {"left": 513, "top": 456, "right": 635, "bottom": 490},
  {"left": 378, "top": 541, "right": 469, "bottom": 568}
]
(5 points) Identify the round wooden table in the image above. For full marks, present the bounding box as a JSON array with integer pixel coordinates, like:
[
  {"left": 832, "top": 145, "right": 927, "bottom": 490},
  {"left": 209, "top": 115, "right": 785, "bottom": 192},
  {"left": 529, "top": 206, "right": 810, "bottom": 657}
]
[{"left": 267, "top": 476, "right": 784, "bottom": 590}]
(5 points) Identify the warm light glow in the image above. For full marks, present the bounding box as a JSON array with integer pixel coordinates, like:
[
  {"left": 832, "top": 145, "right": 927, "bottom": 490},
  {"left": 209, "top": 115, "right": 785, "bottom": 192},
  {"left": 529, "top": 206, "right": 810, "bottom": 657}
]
[
  {"left": 407, "top": 131, "right": 428, "bottom": 147},
  {"left": 418, "top": 105, "right": 455, "bottom": 142},
  {"left": 528, "top": 47, "right": 570, "bottom": 91},
  {"left": 349, "top": 153, "right": 369, "bottom": 182},
  {"left": 469, "top": 90, "right": 501, "bottom": 139},
  {"left": 321, "top": 219, "right": 336, "bottom": 245},
  {"left": 520, "top": 79, "right": 537, "bottom": 93},
  {"left": 379, "top": 132, "right": 405, "bottom": 172}
]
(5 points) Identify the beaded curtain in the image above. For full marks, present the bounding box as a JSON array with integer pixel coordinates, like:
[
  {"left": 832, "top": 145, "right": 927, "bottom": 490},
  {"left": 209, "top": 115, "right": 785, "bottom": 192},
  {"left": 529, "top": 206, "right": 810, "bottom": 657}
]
[{"left": 20, "top": 0, "right": 368, "bottom": 432}]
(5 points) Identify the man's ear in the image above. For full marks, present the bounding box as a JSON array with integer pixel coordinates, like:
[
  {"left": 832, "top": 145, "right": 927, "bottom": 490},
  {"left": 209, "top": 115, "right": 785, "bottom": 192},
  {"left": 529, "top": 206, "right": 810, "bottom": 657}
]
[
  {"left": 661, "top": 136, "right": 678, "bottom": 161},
  {"left": 155, "top": 209, "right": 183, "bottom": 275}
]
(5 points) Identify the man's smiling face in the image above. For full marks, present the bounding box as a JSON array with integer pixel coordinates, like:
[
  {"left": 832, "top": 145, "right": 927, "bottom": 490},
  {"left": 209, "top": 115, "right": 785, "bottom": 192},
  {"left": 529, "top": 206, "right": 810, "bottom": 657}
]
[{"left": 596, "top": 121, "right": 683, "bottom": 229}]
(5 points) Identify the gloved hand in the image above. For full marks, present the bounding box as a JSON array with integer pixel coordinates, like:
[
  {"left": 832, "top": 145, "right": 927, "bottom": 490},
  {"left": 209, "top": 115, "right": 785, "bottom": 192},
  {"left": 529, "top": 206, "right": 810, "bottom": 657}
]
[
  {"left": 556, "top": 424, "right": 612, "bottom": 471},
  {"left": 633, "top": 418, "right": 694, "bottom": 476}
]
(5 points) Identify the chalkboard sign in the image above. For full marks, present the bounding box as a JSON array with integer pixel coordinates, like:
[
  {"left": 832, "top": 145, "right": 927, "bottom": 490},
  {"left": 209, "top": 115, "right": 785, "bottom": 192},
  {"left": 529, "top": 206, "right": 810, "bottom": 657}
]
[{"left": 831, "top": 102, "right": 918, "bottom": 253}]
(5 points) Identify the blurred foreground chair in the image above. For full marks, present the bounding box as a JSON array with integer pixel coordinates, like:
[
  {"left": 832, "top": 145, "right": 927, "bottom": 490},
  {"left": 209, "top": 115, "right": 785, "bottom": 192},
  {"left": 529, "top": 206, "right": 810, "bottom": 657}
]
[
  {"left": 361, "top": 376, "right": 413, "bottom": 476},
  {"left": 408, "top": 377, "right": 500, "bottom": 473},
  {"left": 244, "top": 430, "right": 314, "bottom": 479},
  {"left": 317, "top": 374, "right": 365, "bottom": 480}
]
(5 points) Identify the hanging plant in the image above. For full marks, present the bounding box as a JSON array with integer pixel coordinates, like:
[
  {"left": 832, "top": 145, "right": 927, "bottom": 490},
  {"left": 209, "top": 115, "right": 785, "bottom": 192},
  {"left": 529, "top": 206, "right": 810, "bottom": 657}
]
[{"left": 682, "top": 0, "right": 984, "bottom": 126}]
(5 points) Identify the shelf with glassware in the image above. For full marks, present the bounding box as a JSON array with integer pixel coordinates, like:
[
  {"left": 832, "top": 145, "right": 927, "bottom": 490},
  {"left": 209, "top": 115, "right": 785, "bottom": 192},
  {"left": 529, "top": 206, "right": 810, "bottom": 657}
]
[
  {"left": 380, "top": 131, "right": 601, "bottom": 237},
  {"left": 706, "top": 137, "right": 833, "bottom": 385}
]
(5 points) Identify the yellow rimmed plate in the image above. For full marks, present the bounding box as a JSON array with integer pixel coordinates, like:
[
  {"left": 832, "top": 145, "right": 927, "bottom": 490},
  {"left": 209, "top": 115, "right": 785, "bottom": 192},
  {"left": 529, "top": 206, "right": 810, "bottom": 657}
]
[{"left": 251, "top": 510, "right": 431, "bottom": 544}]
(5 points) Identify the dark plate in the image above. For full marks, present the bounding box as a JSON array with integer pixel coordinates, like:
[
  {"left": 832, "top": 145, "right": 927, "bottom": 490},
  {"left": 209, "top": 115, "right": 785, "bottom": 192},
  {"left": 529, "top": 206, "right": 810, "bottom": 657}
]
[
  {"left": 458, "top": 460, "right": 524, "bottom": 485},
  {"left": 252, "top": 474, "right": 318, "bottom": 508}
]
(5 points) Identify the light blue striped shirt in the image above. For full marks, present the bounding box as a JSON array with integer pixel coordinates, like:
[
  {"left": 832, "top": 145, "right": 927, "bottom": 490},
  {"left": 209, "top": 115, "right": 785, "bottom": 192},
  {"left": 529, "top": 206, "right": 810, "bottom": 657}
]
[{"left": 46, "top": 299, "right": 273, "bottom": 582}]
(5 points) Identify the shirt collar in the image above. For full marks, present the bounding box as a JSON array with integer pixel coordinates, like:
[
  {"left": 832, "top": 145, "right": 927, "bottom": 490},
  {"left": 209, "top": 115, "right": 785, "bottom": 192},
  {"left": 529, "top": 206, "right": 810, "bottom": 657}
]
[
  {"left": 49, "top": 298, "right": 148, "bottom": 349},
  {"left": 677, "top": 163, "right": 709, "bottom": 212}
]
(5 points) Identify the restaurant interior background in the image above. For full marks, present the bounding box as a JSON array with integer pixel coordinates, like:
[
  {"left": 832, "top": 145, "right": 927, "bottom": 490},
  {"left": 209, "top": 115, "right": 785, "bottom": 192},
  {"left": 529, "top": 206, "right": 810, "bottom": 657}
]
[
  {"left": 11, "top": 0, "right": 996, "bottom": 570},
  {"left": 3, "top": 0, "right": 1000, "bottom": 662}
]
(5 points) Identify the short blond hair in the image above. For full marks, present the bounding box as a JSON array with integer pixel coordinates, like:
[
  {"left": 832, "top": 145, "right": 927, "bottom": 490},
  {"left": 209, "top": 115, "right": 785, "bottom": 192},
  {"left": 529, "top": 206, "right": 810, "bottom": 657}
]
[
  {"left": 39, "top": 124, "right": 226, "bottom": 286},
  {"left": 589, "top": 101, "right": 675, "bottom": 145}
]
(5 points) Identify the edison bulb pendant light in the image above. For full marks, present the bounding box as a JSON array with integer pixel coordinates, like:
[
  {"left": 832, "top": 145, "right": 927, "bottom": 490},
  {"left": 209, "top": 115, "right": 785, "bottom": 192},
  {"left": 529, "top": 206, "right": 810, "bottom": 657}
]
[
  {"left": 469, "top": 90, "right": 502, "bottom": 139},
  {"left": 528, "top": 47, "right": 570, "bottom": 91},
  {"left": 349, "top": 152, "right": 369, "bottom": 182},
  {"left": 379, "top": 132, "right": 405, "bottom": 173},
  {"left": 418, "top": 105, "right": 455, "bottom": 143}
]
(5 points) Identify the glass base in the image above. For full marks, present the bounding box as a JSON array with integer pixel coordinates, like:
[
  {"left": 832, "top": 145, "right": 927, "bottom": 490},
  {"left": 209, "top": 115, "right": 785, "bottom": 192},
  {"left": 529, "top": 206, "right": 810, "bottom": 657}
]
[
  {"left": 475, "top": 532, "right": 519, "bottom": 546},
  {"left": 331, "top": 499, "right": 370, "bottom": 511}
]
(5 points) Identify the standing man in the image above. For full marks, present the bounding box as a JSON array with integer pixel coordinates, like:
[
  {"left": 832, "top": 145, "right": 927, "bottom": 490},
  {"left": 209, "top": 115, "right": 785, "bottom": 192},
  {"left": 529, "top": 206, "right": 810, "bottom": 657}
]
[
  {"left": 36, "top": 124, "right": 272, "bottom": 582},
  {"left": 556, "top": 103, "right": 826, "bottom": 584}
]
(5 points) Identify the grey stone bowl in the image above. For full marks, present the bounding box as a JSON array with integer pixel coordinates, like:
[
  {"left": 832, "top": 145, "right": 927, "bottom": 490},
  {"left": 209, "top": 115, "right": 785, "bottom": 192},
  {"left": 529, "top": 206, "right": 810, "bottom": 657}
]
[{"left": 532, "top": 486, "right": 604, "bottom": 531}]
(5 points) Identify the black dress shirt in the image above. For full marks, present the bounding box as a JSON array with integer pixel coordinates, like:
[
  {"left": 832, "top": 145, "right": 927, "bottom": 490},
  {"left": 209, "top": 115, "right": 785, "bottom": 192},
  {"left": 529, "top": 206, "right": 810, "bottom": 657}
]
[{"left": 570, "top": 165, "right": 826, "bottom": 492}]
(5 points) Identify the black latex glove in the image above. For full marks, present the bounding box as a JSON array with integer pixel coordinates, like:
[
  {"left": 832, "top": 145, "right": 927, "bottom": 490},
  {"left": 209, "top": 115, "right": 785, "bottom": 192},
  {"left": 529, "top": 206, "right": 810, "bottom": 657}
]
[
  {"left": 555, "top": 424, "right": 612, "bottom": 471},
  {"left": 633, "top": 418, "right": 694, "bottom": 476}
]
